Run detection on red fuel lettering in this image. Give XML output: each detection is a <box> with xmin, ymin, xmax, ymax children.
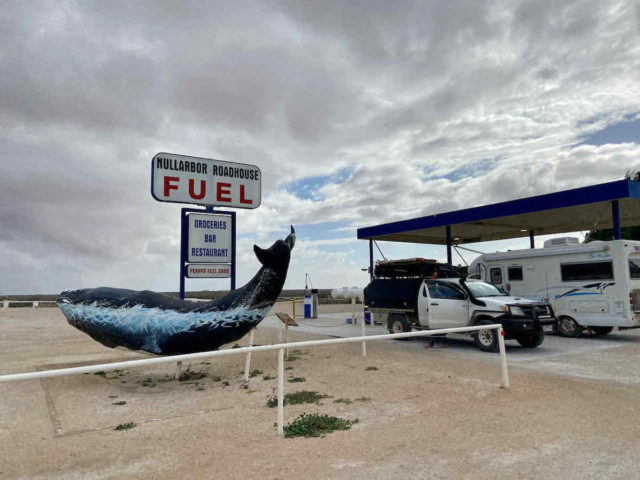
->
<box><xmin>216</xmin><ymin>182</ymin><xmax>231</xmax><ymax>202</ymax></box>
<box><xmin>240</xmin><ymin>184</ymin><xmax>252</xmax><ymax>204</ymax></box>
<box><xmin>189</xmin><ymin>179</ymin><xmax>206</xmax><ymax>200</ymax></box>
<box><xmin>163</xmin><ymin>176</ymin><xmax>179</xmax><ymax>197</ymax></box>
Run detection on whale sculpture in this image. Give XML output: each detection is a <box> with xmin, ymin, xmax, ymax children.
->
<box><xmin>57</xmin><ymin>226</ymin><xmax>295</xmax><ymax>355</ymax></box>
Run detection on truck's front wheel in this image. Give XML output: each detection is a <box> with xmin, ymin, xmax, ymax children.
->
<box><xmin>516</xmin><ymin>328</ymin><xmax>544</xmax><ymax>348</ymax></box>
<box><xmin>388</xmin><ymin>314</ymin><xmax>411</xmax><ymax>338</ymax></box>
<box><xmin>473</xmin><ymin>319</ymin><xmax>498</xmax><ymax>352</ymax></box>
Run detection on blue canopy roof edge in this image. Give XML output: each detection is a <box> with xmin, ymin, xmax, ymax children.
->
<box><xmin>357</xmin><ymin>179</ymin><xmax>640</xmax><ymax>241</ymax></box>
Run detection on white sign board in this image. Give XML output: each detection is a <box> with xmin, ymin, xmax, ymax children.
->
<box><xmin>188</xmin><ymin>213</ymin><xmax>232</xmax><ymax>263</ymax></box>
<box><xmin>186</xmin><ymin>264</ymin><xmax>231</xmax><ymax>278</ymax></box>
<box><xmin>152</xmin><ymin>152</ymin><xmax>261</xmax><ymax>209</ymax></box>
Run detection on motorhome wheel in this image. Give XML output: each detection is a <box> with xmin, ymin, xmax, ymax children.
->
<box><xmin>558</xmin><ymin>316</ymin><xmax>583</xmax><ymax>338</ymax></box>
<box><xmin>591</xmin><ymin>326</ymin><xmax>613</xmax><ymax>336</ymax></box>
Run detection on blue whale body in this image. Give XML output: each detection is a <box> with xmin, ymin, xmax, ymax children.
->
<box><xmin>57</xmin><ymin>226</ymin><xmax>295</xmax><ymax>355</ymax></box>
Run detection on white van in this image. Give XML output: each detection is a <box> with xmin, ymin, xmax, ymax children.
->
<box><xmin>468</xmin><ymin>238</ymin><xmax>640</xmax><ymax>337</ymax></box>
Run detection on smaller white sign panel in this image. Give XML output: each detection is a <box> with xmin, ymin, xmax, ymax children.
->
<box><xmin>186</xmin><ymin>264</ymin><xmax>231</xmax><ymax>278</ymax></box>
<box><xmin>188</xmin><ymin>213</ymin><xmax>232</xmax><ymax>263</ymax></box>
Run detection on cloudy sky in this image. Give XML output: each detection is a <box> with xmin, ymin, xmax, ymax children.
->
<box><xmin>1</xmin><ymin>1</ymin><xmax>640</xmax><ymax>295</ymax></box>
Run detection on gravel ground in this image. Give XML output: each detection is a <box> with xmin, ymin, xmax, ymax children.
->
<box><xmin>1</xmin><ymin>304</ymin><xmax>640</xmax><ymax>480</ymax></box>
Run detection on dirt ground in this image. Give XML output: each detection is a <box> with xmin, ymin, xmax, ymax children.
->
<box><xmin>2</xmin><ymin>304</ymin><xmax>640</xmax><ymax>480</ymax></box>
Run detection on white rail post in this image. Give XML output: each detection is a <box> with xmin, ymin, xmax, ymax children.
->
<box><xmin>243</xmin><ymin>328</ymin><xmax>256</xmax><ymax>383</ymax></box>
<box><xmin>284</xmin><ymin>322</ymin><xmax>289</xmax><ymax>360</ymax></box>
<box><xmin>361</xmin><ymin>304</ymin><xmax>367</xmax><ymax>357</ymax></box>
<box><xmin>277</xmin><ymin>348</ymin><xmax>285</xmax><ymax>436</ymax></box>
<box><xmin>174</xmin><ymin>360</ymin><xmax>183</xmax><ymax>380</ymax></box>
<box><xmin>497</xmin><ymin>326</ymin><xmax>509</xmax><ymax>389</ymax></box>
<box><xmin>351</xmin><ymin>297</ymin><xmax>356</xmax><ymax>324</ymax></box>
<box><xmin>33</xmin><ymin>301</ymin><xmax>39</xmax><ymax>308</ymax></box>
<box><xmin>3</xmin><ymin>300</ymin><xmax>9</xmax><ymax>309</ymax></box>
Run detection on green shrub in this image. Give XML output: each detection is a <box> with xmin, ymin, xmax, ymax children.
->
<box><xmin>284</xmin><ymin>413</ymin><xmax>356</xmax><ymax>438</ymax></box>
<box><xmin>114</xmin><ymin>422</ymin><xmax>136</xmax><ymax>431</ymax></box>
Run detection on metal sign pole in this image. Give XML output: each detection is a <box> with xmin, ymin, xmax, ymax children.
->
<box><xmin>230</xmin><ymin>210</ymin><xmax>236</xmax><ymax>290</ymax></box>
<box><xmin>180</xmin><ymin>208</ymin><xmax>188</xmax><ymax>300</ymax></box>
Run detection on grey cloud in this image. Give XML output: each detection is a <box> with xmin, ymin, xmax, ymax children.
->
<box><xmin>1</xmin><ymin>0</ymin><xmax>639</xmax><ymax>293</ymax></box>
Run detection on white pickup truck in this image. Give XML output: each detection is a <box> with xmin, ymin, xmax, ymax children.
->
<box><xmin>365</xmin><ymin>275</ymin><xmax>557</xmax><ymax>351</ymax></box>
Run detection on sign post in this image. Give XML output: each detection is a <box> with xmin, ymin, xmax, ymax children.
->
<box><xmin>152</xmin><ymin>152</ymin><xmax>259</xmax><ymax>298</ymax></box>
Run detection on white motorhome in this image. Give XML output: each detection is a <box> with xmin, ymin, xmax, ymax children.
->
<box><xmin>468</xmin><ymin>238</ymin><xmax>640</xmax><ymax>337</ymax></box>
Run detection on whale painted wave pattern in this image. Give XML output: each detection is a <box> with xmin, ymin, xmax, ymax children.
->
<box><xmin>59</xmin><ymin>302</ymin><xmax>269</xmax><ymax>354</ymax></box>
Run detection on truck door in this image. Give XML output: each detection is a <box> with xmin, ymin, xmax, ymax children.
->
<box><xmin>416</xmin><ymin>282</ymin><xmax>430</xmax><ymax>327</ymax></box>
<box><xmin>426</xmin><ymin>281</ymin><xmax>469</xmax><ymax>329</ymax></box>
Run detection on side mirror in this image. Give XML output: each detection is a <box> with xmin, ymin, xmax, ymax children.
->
<box><xmin>505</xmin><ymin>283</ymin><xmax>511</xmax><ymax>294</ymax></box>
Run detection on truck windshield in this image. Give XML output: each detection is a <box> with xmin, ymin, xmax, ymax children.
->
<box><xmin>465</xmin><ymin>281</ymin><xmax>506</xmax><ymax>297</ymax></box>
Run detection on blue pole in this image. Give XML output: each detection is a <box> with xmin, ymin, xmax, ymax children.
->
<box><xmin>612</xmin><ymin>200</ymin><xmax>621</xmax><ymax>240</ymax></box>
<box><xmin>369</xmin><ymin>239</ymin><xmax>374</xmax><ymax>280</ymax></box>
<box><xmin>230</xmin><ymin>211</ymin><xmax>236</xmax><ymax>290</ymax></box>
<box><xmin>446</xmin><ymin>226</ymin><xmax>452</xmax><ymax>265</ymax></box>
<box><xmin>180</xmin><ymin>208</ymin><xmax>188</xmax><ymax>300</ymax></box>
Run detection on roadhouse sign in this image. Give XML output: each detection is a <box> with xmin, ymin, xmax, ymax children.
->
<box><xmin>151</xmin><ymin>152</ymin><xmax>261</xmax><ymax>209</ymax></box>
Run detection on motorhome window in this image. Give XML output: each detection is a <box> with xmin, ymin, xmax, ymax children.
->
<box><xmin>465</xmin><ymin>281</ymin><xmax>506</xmax><ymax>297</ymax></box>
<box><xmin>629</xmin><ymin>259</ymin><xmax>640</xmax><ymax>279</ymax></box>
<box><xmin>428</xmin><ymin>282</ymin><xmax>466</xmax><ymax>300</ymax></box>
<box><xmin>489</xmin><ymin>267</ymin><xmax>503</xmax><ymax>285</ymax></box>
<box><xmin>560</xmin><ymin>261</ymin><xmax>614</xmax><ymax>281</ymax></box>
<box><xmin>508</xmin><ymin>266</ymin><xmax>523</xmax><ymax>281</ymax></box>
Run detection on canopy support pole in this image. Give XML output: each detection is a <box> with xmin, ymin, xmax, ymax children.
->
<box><xmin>612</xmin><ymin>200</ymin><xmax>621</xmax><ymax>240</ymax></box>
<box><xmin>529</xmin><ymin>230</ymin><xmax>535</xmax><ymax>249</ymax></box>
<box><xmin>369</xmin><ymin>239</ymin><xmax>374</xmax><ymax>280</ymax></box>
<box><xmin>446</xmin><ymin>226</ymin><xmax>452</xmax><ymax>265</ymax></box>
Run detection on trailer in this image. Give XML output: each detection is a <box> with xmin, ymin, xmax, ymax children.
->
<box><xmin>468</xmin><ymin>238</ymin><xmax>640</xmax><ymax>337</ymax></box>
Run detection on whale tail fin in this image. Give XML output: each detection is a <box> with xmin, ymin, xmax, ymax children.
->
<box><xmin>253</xmin><ymin>226</ymin><xmax>295</xmax><ymax>272</ymax></box>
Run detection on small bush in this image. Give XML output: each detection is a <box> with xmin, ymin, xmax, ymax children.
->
<box><xmin>355</xmin><ymin>397</ymin><xmax>371</xmax><ymax>402</ymax></box>
<box><xmin>285</xmin><ymin>366</ymin><xmax>294</xmax><ymax>371</ymax></box>
<box><xmin>263</xmin><ymin>374</ymin><xmax>274</xmax><ymax>380</ymax></box>
<box><xmin>112</xmin><ymin>401</ymin><xmax>127</xmax><ymax>406</ymax></box>
<box><xmin>284</xmin><ymin>413</ymin><xmax>356</xmax><ymax>438</ymax></box>
<box><xmin>249</xmin><ymin>369</ymin><xmax>263</xmax><ymax>378</ymax></box>
<box><xmin>179</xmin><ymin>368</ymin><xmax>207</xmax><ymax>381</ymax></box>
<box><xmin>288</xmin><ymin>377</ymin><xmax>306</xmax><ymax>383</ymax></box>
<box><xmin>267</xmin><ymin>390</ymin><xmax>329</xmax><ymax>408</ymax></box>
<box><xmin>140</xmin><ymin>377</ymin><xmax>157</xmax><ymax>387</ymax></box>
<box><xmin>334</xmin><ymin>398</ymin><xmax>352</xmax><ymax>405</ymax></box>
<box><xmin>114</xmin><ymin>422</ymin><xmax>136</xmax><ymax>431</ymax></box>
<box><xmin>365</xmin><ymin>366</ymin><xmax>378</xmax><ymax>371</ymax></box>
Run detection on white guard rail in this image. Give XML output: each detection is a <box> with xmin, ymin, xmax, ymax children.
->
<box><xmin>0</xmin><ymin>324</ymin><xmax>509</xmax><ymax>435</ymax></box>
<box><xmin>2</xmin><ymin>300</ymin><xmax>57</xmax><ymax>308</ymax></box>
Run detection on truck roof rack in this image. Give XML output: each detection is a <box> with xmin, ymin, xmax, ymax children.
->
<box><xmin>373</xmin><ymin>258</ymin><xmax>461</xmax><ymax>279</ymax></box>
